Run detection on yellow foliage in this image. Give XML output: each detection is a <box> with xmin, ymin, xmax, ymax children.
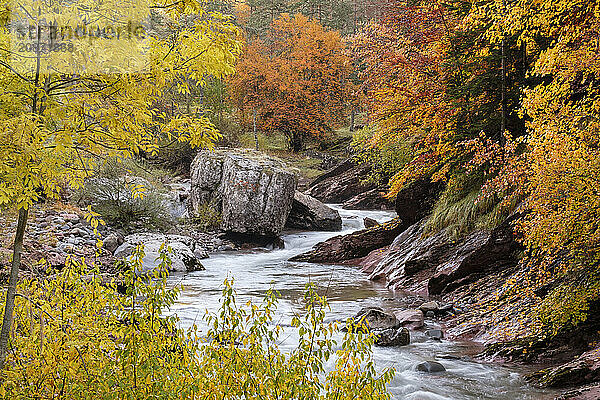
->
<box><xmin>0</xmin><ymin>249</ymin><xmax>394</xmax><ymax>399</ymax></box>
<box><xmin>0</xmin><ymin>0</ymin><xmax>243</xmax><ymax>210</ymax></box>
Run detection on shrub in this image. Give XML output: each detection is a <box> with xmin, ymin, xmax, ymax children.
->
<box><xmin>351</xmin><ymin>127</ymin><xmax>412</xmax><ymax>186</ymax></box>
<box><xmin>74</xmin><ymin>159</ymin><xmax>173</xmax><ymax>232</ymax></box>
<box><xmin>191</xmin><ymin>202</ymin><xmax>222</xmax><ymax>231</ymax></box>
<box><xmin>0</xmin><ymin>249</ymin><xmax>394</xmax><ymax>399</ymax></box>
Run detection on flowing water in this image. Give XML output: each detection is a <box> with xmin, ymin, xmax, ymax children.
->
<box><xmin>170</xmin><ymin>207</ymin><xmax>555</xmax><ymax>400</ymax></box>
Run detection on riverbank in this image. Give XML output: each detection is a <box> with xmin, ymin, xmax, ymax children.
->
<box><xmin>2</xmin><ymin>148</ymin><xmax>597</xmax><ymax>399</ymax></box>
<box><xmin>170</xmin><ymin>206</ymin><xmax>556</xmax><ymax>399</ymax></box>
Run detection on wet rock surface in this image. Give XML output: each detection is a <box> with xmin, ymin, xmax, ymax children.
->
<box><xmin>348</xmin><ymin>307</ymin><xmax>401</xmax><ymax>331</ymax></box>
<box><xmin>394</xmin><ymin>309</ymin><xmax>425</xmax><ymax>329</ymax></box>
<box><xmin>375</xmin><ymin>327</ymin><xmax>410</xmax><ymax>347</ymax></box>
<box><xmin>416</xmin><ymin>361</ymin><xmax>446</xmax><ymax>373</ymax></box>
<box><xmin>290</xmin><ymin>218</ymin><xmax>406</xmax><ymax>263</ymax></box>
<box><xmin>344</xmin><ymin>307</ymin><xmax>410</xmax><ymax>347</ymax></box>
<box><xmin>366</xmin><ymin>214</ymin><xmax>521</xmax><ymax>296</ymax></box>
<box><xmin>341</xmin><ymin>187</ymin><xmax>394</xmax><ymax>210</ymax></box>
<box><xmin>285</xmin><ymin>191</ymin><xmax>342</xmax><ymax>231</ymax></box>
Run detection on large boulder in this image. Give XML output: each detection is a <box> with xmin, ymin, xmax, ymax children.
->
<box><xmin>285</xmin><ymin>191</ymin><xmax>342</xmax><ymax>231</ymax></box>
<box><xmin>306</xmin><ymin>161</ymin><xmax>375</xmax><ymax>204</ymax></box>
<box><xmin>189</xmin><ymin>150</ymin><xmax>297</xmax><ymax>238</ymax></box>
<box><xmin>289</xmin><ymin>218</ymin><xmax>406</xmax><ymax>263</ymax></box>
<box><xmin>114</xmin><ymin>233</ymin><xmax>205</xmax><ymax>274</ymax></box>
<box><xmin>394</xmin><ymin>178</ymin><xmax>445</xmax><ymax>226</ymax></box>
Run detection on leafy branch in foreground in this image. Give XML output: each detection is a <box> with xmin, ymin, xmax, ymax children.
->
<box><xmin>0</xmin><ymin>247</ymin><xmax>394</xmax><ymax>399</ymax></box>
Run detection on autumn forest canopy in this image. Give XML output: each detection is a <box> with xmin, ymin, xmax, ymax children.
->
<box><xmin>230</xmin><ymin>0</ymin><xmax>600</xmax><ymax>339</ymax></box>
<box><xmin>0</xmin><ymin>0</ymin><xmax>599</xmax><ymax>397</ymax></box>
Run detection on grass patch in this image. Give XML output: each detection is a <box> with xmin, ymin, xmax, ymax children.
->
<box><xmin>424</xmin><ymin>177</ymin><xmax>522</xmax><ymax>239</ymax></box>
<box><xmin>238</xmin><ymin>131</ymin><xmax>289</xmax><ymax>152</ymax></box>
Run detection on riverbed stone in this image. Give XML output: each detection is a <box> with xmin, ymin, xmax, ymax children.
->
<box><xmin>114</xmin><ymin>233</ymin><xmax>205</xmax><ymax>273</ymax></box>
<box><xmin>425</xmin><ymin>329</ymin><xmax>444</xmax><ymax>341</ymax></box>
<box><xmin>394</xmin><ymin>309</ymin><xmax>425</xmax><ymax>329</ymax></box>
<box><xmin>346</xmin><ymin>307</ymin><xmax>400</xmax><ymax>332</ymax></box>
<box><xmin>416</xmin><ymin>361</ymin><xmax>446</xmax><ymax>373</ymax></box>
<box><xmin>375</xmin><ymin>327</ymin><xmax>410</xmax><ymax>347</ymax></box>
<box><xmin>285</xmin><ymin>191</ymin><xmax>342</xmax><ymax>231</ymax></box>
<box><xmin>103</xmin><ymin>232</ymin><xmax>124</xmax><ymax>254</ymax></box>
<box><xmin>363</xmin><ymin>217</ymin><xmax>379</xmax><ymax>229</ymax></box>
<box><xmin>420</xmin><ymin>301</ymin><xmax>439</xmax><ymax>314</ymax></box>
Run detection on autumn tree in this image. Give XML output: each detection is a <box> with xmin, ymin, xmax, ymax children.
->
<box><xmin>503</xmin><ymin>0</ymin><xmax>600</xmax><ymax>334</ymax></box>
<box><xmin>354</xmin><ymin>0</ymin><xmax>600</xmax><ymax>339</ymax></box>
<box><xmin>230</xmin><ymin>13</ymin><xmax>349</xmax><ymax>151</ymax></box>
<box><xmin>0</xmin><ymin>0</ymin><xmax>241</xmax><ymax>368</ymax></box>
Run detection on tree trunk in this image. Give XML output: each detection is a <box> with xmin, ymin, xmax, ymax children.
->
<box><xmin>0</xmin><ymin>207</ymin><xmax>29</xmax><ymax>370</ymax></box>
<box><xmin>290</xmin><ymin>132</ymin><xmax>303</xmax><ymax>152</ymax></box>
<box><xmin>500</xmin><ymin>0</ymin><xmax>507</xmax><ymax>143</ymax></box>
<box><xmin>350</xmin><ymin>108</ymin><xmax>356</xmax><ymax>132</ymax></box>
<box><xmin>253</xmin><ymin>108</ymin><xmax>259</xmax><ymax>151</ymax></box>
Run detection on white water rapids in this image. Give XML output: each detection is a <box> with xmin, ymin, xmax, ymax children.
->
<box><xmin>169</xmin><ymin>206</ymin><xmax>555</xmax><ymax>399</ymax></box>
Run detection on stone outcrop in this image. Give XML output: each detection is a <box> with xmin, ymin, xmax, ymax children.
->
<box><xmin>306</xmin><ymin>161</ymin><xmax>375</xmax><ymax>204</ymax></box>
<box><xmin>162</xmin><ymin>180</ymin><xmax>191</xmax><ymax>220</ymax></box>
<box><xmin>366</xmin><ymin>215</ymin><xmax>521</xmax><ymax>296</ymax></box>
<box><xmin>394</xmin><ymin>178</ymin><xmax>445</xmax><ymax>227</ymax></box>
<box><xmin>289</xmin><ymin>218</ymin><xmax>406</xmax><ymax>263</ymax></box>
<box><xmin>114</xmin><ymin>233</ymin><xmax>205</xmax><ymax>274</ymax></box>
<box><xmin>285</xmin><ymin>191</ymin><xmax>342</xmax><ymax>231</ymax></box>
<box><xmin>341</xmin><ymin>187</ymin><xmax>394</xmax><ymax>210</ymax></box>
<box><xmin>528</xmin><ymin>348</ymin><xmax>600</xmax><ymax>388</ymax></box>
<box><xmin>189</xmin><ymin>149</ymin><xmax>297</xmax><ymax>238</ymax></box>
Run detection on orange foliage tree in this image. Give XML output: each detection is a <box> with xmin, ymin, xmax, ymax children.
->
<box><xmin>356</xmin><ymin>0</ymin><xmax>600</xmax><ymax>337</ymax></box>
<box><xmin>230</xmin><ymin>13</ymin><xmax>350</xmax><ymax>151</ymax></box>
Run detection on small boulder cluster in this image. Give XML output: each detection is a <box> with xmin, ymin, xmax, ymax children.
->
<box><xmin>344</xmin><ymin>300</ymin><xmax>455</xmax><ymax>373</ymax></box>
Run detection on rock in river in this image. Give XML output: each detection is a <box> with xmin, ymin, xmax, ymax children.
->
<box><xmin>375</xmin><ymin>327</ymin><xmax>410</xmax><ymax>347</ymax></box>
<box><xmin>189</xmin><ymin>149</ymin><xmax>297</xmax><ymax>238</ymax></box>
<box><xmin>417</xmin><ymin>361</ymin><xmax>446</xmax><ymax>373</ymax></box>
<box><xmin>394</xmin><ymin>309</ymin><xmax>425</xmax><ymax>329</ymax></box>
<box><xmin>114</xmin><ymin>233</ymin><xmax>205</xmax><ymax>274</ymax></box>
<box><xmin>348</xmin><ymin>307</ymin><xmax>401</xmax><ymax>332</ymax></box>
<box><xmin>285</xmin><ymin>191</ymin><xmax>342</xmax><ymax>231</ymax></box>
<box><xmin>290</xmin><ymin>218</ymin><xmax>406</xmax><ymax>263</ymax></box>
<box><xmin>345</xmin><ymin>307</ymin><xmax>410</xmax><ymax>347</ymax></box>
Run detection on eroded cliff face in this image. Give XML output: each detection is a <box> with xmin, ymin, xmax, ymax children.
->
<box><xmin>365</xmin><ymin>214</ymin><xmax>521</xmax><ymax>297</ymax></box>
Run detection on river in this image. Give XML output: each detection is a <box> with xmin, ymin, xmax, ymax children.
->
<box><xmin>170</xmin><ymin>206</ymin><xmax>555</xmax><ymax>400</ymax></box>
